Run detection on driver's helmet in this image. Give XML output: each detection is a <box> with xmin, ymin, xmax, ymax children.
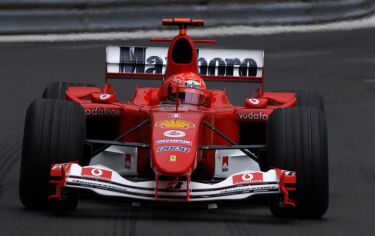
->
<box><xmin>164</xmin><ymin>72</ymin><xmax>207</xmax><ymax>105</ymax></box>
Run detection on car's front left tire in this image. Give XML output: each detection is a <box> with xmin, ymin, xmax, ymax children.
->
<box><xmin>19</xmin><ymin>99</ymin><xmax>85</xmax><ymax>210</ymax></box>
<box><xmin>267</xmin><ymin>107</ymin><xmax>329</xmax><ymax>218</ymax></box>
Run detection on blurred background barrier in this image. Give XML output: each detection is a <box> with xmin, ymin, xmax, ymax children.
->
<box><xmin>0</xmin><ymin>0</ymin><xmax>374</xmax><ymax>34</ymax></box>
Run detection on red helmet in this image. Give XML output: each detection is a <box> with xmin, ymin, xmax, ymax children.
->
<box><xmin>159</xmin><ymin>72</ymin><xmax>207</xmax><ymax>105</ymax></box>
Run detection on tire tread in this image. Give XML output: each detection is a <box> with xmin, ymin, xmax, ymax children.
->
<box><xmin>268</xmin><ymin>107</ymin><xmax>328</xmax><ymax>218</ymax></box>
<box><xmin>19</xmin><ymin>99</ymin><xmax>85</xmax><ymax>210</ymax></box>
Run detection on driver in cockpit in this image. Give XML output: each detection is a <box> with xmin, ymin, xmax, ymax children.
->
<box><xmin>159</xmin><ymin>72</ymin><xmax>208</xmax><ymax>106</ymax></box>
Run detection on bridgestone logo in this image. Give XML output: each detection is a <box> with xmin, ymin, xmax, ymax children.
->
<box><xmin>238</xmin><ymin>112</ymin><xmax>268</xmax><ymax>120</ymax></box>
<box><xmin>85</xmin><ymin>108</ymin><xmax>120</xmax><ymax>116</ymax></box>
<box><xmin>221</xmin><ymin>185</ymin><xmax>278</xmax><ymax>194</ymax></box>
<box><xmin>71</xmin><ymin>179</ymin><xmax>126</xmax><ymax>192</ymax></box>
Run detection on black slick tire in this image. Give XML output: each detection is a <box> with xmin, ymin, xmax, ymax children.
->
<box><xmin>267</xmin><ymin>107</ymin><xmax>328</xmax><ymax>218</ymax></box>
<box><xmin>42</xmin><ymin>81</ymin><xmax>96</xmax><ymax>99</ymax></box>
<box><xmin>19</xmin><ymin>99</ymin><xmax>85</xmax><ymax>210</ymax></box>
<box><xmin>276</xmin><ymin>89</ymin><xmax>325</xmax><ymax>112</ymax></box>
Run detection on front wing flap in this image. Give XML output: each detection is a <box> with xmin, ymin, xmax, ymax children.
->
<box><xmin>50</xmin><ymin>163</ymin><xmax>290</xmax><ymax>202</ymax></box>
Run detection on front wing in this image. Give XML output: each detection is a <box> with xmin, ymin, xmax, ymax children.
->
<box><xmin>50</xmin><ymin>163</ymin><xmax>295</xmax><ymax>203</ymax></box>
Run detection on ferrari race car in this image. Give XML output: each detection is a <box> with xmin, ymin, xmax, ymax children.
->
<box><xmin>19</xmin><ymin>18</ymin><xmax>328</xmax><ymax>218</ymax></box>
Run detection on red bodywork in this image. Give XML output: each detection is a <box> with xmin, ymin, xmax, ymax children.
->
<box><xmin>63</xmin><ymin>18</ymin><xmax>296</xmax><ymax>198</ymax></box>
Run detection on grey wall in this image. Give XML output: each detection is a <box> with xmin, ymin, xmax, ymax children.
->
<box><xmin>0</xmin><ymin>0</ymin><xmax>374</xmax><ymax>34</ymax></box>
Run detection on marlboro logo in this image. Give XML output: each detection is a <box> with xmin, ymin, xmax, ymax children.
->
<box><xmin>110</xmin><ymin>47</ymin><xmax>260</xmax><ymax>77</ymax></box>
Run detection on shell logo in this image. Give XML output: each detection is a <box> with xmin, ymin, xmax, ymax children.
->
<box><xmin>155</xmin><ymin>120</ymin><xmax>195</xmax><ymax>129</ymax></box>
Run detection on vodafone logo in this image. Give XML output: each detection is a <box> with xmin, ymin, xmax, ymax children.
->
<box><xmin>232</xmin><ymin>172</ymin><xmax>263</xmax><ymax>184</ymax></box>
<box><xmin>99</xmin><ymin>94</ymin><xmax>111</xmax><ymax>100</ymax></box>
<box><xmin>238</xmin><ymin>112</ymin><xmax>268</xmax><ymax>120</ymax></box>
<box><xmin>82</xmin><ymin>167</ymin><xmax>112</xmax><ymax>180</ymax></box>
<box><xmin>85</xmin><ymin>108</ymin><xmax>120</xmax><ymax>116</ymax></box>
<box><xmin>248</xmin><ymin>98</ymin><xmax>259</xmax><ymax>105</ymax></box>
<box><xmin>90</xmin><ymin>168</ymin><xmax>103</xmax><ymax>176</ymax></box>
<box><xmin>163</xmin><ymin>130</ymin><xmax>186</xmax><ymax>138</ymax></box>
<box><xmin>241</xmin><ymin>173</ymin><xmax>254</xmax><ymax>181</ymax></box>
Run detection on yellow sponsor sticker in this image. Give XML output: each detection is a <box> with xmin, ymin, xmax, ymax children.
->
<box><xmin>155</xmin><ymin>120</ymin><xmax>195</xmax><ymax>129</ymax></box>
<box><xmin>170</xmin><ymin>155</ymin><xmax>177</xmax><ymax>162</ymax></box>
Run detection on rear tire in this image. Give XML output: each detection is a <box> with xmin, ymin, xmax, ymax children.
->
<box><xmin>19</xmin><ymin>99</ymin><xmax>85</xmax><ymax>210</ymax></box>
<box><xmin>42</xmin><ymin>81</ymin><xmax>96</xmax><ymax>99</ymax></box>
<box><xmin>267</xmin><ymin>107</ymin><xmax>328</xmax><ymax>218</ymax></box>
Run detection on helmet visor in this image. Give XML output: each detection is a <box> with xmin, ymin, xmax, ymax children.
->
<box><xmin>170</xmin><ymin>87</ymin><xmax>206</xmax><ymax>105</ymax></box>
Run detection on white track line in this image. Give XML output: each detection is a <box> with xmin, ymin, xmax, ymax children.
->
<box><xmin>0</xmin><ymin>14</ymin><xmax>375</xmax><ymax>43</ymax></box>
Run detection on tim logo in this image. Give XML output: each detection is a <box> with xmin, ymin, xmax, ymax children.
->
<box><xmin>222</xmin><ymin>156</ymin><xmax>229</xmax><ymax>172</ymax></box>
<box><xmin>125</xmin><ymin>153</ymin><xmax>131</xmax><ymax>169</ymax></box>
<box><xmin>118</xmin><ymin>47</ymin><xmax>258</xmax><ymax>77</ymax></box>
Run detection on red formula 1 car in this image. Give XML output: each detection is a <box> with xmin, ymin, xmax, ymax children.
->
<box><xmin>19</xmin><ymin>18</ymin><xmax>328</xmax><ymax>218</ymax></box>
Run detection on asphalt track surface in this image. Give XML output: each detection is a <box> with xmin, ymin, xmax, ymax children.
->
<box><xmin>1</xmin><ymin>28</ymin><xmax>375</xmax><ymax>236</ymax></box>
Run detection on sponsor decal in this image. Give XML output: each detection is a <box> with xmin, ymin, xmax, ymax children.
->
<box><xmin>156</xmin><ymin>139</ymin><xmax>192</xmax><ymax>146</ymax></box>
<box><xmin>169</xmin><ymin>113</ymin><xmax>183</xmax><ymax>119</ymax></box>
<box><xmin>71</xmin><ymin>179</ymin><xmax>126</xmax><ymax>192</ymax></box>
<box><xmin>238</xmin><ymin>112</ymin><xmax>268</xmax><ymax>120</ymax></box>
<box><xmin>155</xmin><ymin>120</ymin><xmax>194</xmax><ymax>129</ymax></box>
<box><xmin>232</xmin><ymin>172</ymin><xmax>264</xmax><ymax>185</ymax></box>
<box><xmin>284</xmin><ymin>171</ymin><xmax>295</xmax><ymax>176</ymax></box>
<box><xmin>221</xmin><ymin>185</ymin><xmax>278</xmax><ymax>194</ymax></box>
<box><xmin>169</xmin><ymin>155</ymin><xmax>177</xmax><ymax>162</ymax></box>
<box><xmin>163</xmin><ymin>130</ymin><xmax>186</xmax><ymax>138</ymax></box>
<box><xmin>166</xmin><ymin>181</ymin><xmax>183</xmax><ymax>190</ymax></box>
<box><xmin>125</xmin><ymin>153</ymin><xmax>131</xmax><ymax>169</ymax></box>
<box><xmin>51</xmin><ymin>163</ymin><xmax>71</xmax><ymax>170</ymax></box>
<box><xmin>222</xmin><ymin>156</ymin><xmax>229</xmax><ymax>172</ymax></box>
<box><xmin>82</xmin><ymin>167</ymin><xmax>112</xmax><ymax>181</ymax></box>
<box><xmin>99</xmin><ymin>94</ymin><xmax>111</xmax><ymax>100</ymax></box>
<box><xmin>116</xmin><ymin>47</ymin><xmax>259</xmax><ymax>77</ymax></box>
<box><xmin>85</xmin><ymin>108</ymin><xmax>120</xmax><ymax>116</ymax></box>
<box><xmin>172</xmin><ymin>77</ymin><xmax>183</xmax><ymax>85</ymax></box>
<box><xmin>184</xmin><ymin>80</ymin><xmax>201</xmax><ymax>89</ymax></box>
<box><xmin>159</xmin><ymin>106</ymin><xmax>189</xmax><ymax>111</ymax></box>
<box><xmin>157</xmin><ymin>146</ymin><xmax>190</xmax><ymax>153</ymax></box>
<box><xmin>248</xmin><ymin>98</ymin><xmax>259</xmax><ymax>105</ymax></box>
<box><xmin>71</xmin><ymin>179</ymin><xmax>276</xmax><ymax>198</ymax></box>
